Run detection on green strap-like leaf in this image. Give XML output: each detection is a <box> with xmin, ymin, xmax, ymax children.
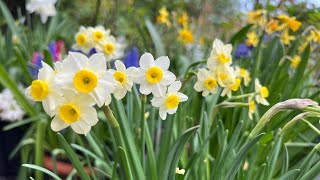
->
<box><xmin>278</xmin><ymin>169</ymin><xmax>300</xmax><ymax>180</ymax></box>
<box><xmin>162</xmin><ymin>125</ymin><xmax>200</xmax><ymax>180</ymax></box>
<box><xmin>57</xmin><ymin>133</ymin><xmax>91</xmax><ymax>180</ymax></box>
<box><xmin>225</xmin><ymin>133</ymin><xmax>265</xmax><ymax>180</ymax></box>
<box><xmin>145</xmin><ymin>19</ymin><xmax>166</xmax><ymax>57</ymax></box>
<box><xmin>22</xmin><ymin>164</ymin><xmax>62</xmax><ymax>180</ymax></box>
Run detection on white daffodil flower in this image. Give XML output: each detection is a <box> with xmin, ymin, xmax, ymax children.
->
<box><xmin>108</xmin><ymin>60</ymin><xmax>136</xmax><ymax>100</ymax></box>
<box><xmin>88</xmin><ymin>26</ymin><xmax>110</xmax><ymax>44</ymax></box>
<box><xmin>25</xmin><ymin>61</ymin><xmax>62</xmax><ymax>117</ymax></box>
<box><xmin>207</xmin><ymin>38</ymin><xmax>232</xmax><ymax>69</ymax></box>
<box><xmin>221</xmin><ymin>77</ymin><xmax>241</xmax><ymax>98</ymax></box>
<box><xmin>26</xmin><ymin>0</ymin><xmax>57</xmax><ymax>23</ymax></box>
<box><xmin>56</xmin><ymin>52</ymin><xmax>116</xmax><ymax>107</ymax></box>
<box><xmin>72</xmin><ymin>26</ymin><xmax>93</xmax><ymax>54</ymax></box>
<box><xmin>194</xmin><ymin>68</ymin><xmax>219</xmax><ymax>97</ymax></box>
<box><xmin>235</xmin><ymin>66</ymin><xmax>251</xmax><ymax>86</ymax></box>
<box><xmin>50</xmin><ymin>89</ymin><xmax>98</xmax><ymax>135</ymax></box>
<box><xmin>255</xmin><ymin>78</ymin><xmax>269</xmax><ymax>106</ymax></box>
<box><xmin>134</xmin><ymin>53</ymin><xmax>176</xmax><ymax>96</ymax></box>
<box><xmin>96</xmin><ymin>35</ymin><xmax>124</xmax><ymax>62</ymax></box>
<box><xmin>151</xmin><ymin>81</ymin><xmax>188</xmax><ymax>120</ymax></box>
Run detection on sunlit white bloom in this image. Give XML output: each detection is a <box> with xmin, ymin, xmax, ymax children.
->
<box><xmin>194</xmin><ymin>68</ymin><xmax>219</xmax><ymax>97</ymax></box>
<box><xmin>56</xmin><ymin>52</ymin><xmax>115</xmax><ymax>107</ymax></box>
<box><xmin>134</xmin><ymin>53</ymin><xmax>176</xmax><ymax>96</ymax></box>
<box><xmin>73</xmin><ymin>26</ymin><xmax>93</xmax><ymax>54</ymax></box>
<box><xmin>235</xmin><ymin>67</ymin><xmax>251</xmax><ymax>86</ymax></box>
<box><xmin>25</xmin><ymin>61</ymin><xmax>62</xmax><ymax>117</ymax></box>
<box><xmin>88</xmin><ymin>26</ymin><xmax>110</xmax><ymax>44</ymax></box>
<box><xmin>255</xmin><ymin>78</ymin><xmax>269</xmax><ymax>106</ymax></box>
<box><xmin>207</xmin><ymin>38</ymin><xmax>232</xmax><ymax>69</ymax></box>
<box><xmin>50</xmin><ymin>90</ymin><xmax>98</xmax><ymax>135</ymax></box>
<box><xmin>26</xmin><ymin>0</ymin><xmax>57</xmax><ymax>23</ymax></box>
<box><xmin>216</xmin><ymin>66</ymin><xmax>236</xmax><ymax>87</ymax></box>
<box><xmin>108</xmin><ymin>60</ymin><xmax>136</xmax><ymax>100</ymax></box>
<box><xmin>151</xmin><ymin>81</ymin><xmax>188</xmax><ymax>120</ymax></box>
<box><xmin>96</xmin><ymin>35</ymin><xmax>124</xmax><ymax>62</ymax></box>
<box><xmin>176</xmin><ymin>167</ymin><xmax>186</xmax><ymax>175</ymax></box>
<box><xmin>0</xmin><ymin>89</ymin><xmax>25</xmax><ymax>122</ymax></box>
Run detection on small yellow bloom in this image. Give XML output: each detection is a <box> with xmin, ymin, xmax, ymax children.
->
<box><xmin>176</xmin><ymin>168</ymin><xmax>185</xmax><ymax>175</ymax></box>
<box><xmin>281</xmin><ymin>29</ymin><xmax>295</xmax><ymax>45</ymax></box>
<box><xmin>248</xmin><ymin>100</ymin><xmax>255</xmax><ymax>120</ymax></box>
<box><xmin>156</xmin><ymin>7</ymin><xmax>170</xmax><ymax>26</ymax></box>
<box><xmin>290</xmin><ymin>55</ymin><xmax>301</xmax><ymax>69</ymax></box>
<box><xmin>246</xmin><ymin>31</ymin><xmax>259</xmax><ymax>47</ymax></box>
<box><xmin>178</xmin><ymin>28</ymin><xmax>194</xmax><ymax>44</ymax></box>
<box><xmin>247</xmin><ymin>10</ymin><xmax>266</xmax><ymax>26</ymax></box>
<box><xmin>265</xmin><ymin>19</ymin><xmax>282</xmax><ymax>34</ymax></box>
<box><xmin>236</xmin><ymin>67</ymin><xmax>251</xmax><ymax>86</ymax></box>
<box><xmin>277</xmin><ymin>15</ymin><xmax>301</xmax><ymax>32</ymax></box>
<box><xmin>177</xmin><ymin>12</ymin><xmax>188</xmax><ymax>27</ymax></box>
<box><xmin>231</xmin><ymin>78</ymin><xmax>241</xmax><ymax>92</ymax></box>
<box><xmin>298</xmin><ymin>41</ymin><xmax>314</xmax><ymax>53</ymax></box>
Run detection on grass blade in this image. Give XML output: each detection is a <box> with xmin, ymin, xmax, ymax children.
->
<box><xmin>22</xmin><ymin>164</ymin><xmax>62</xmax><ymax>180</ymax></box>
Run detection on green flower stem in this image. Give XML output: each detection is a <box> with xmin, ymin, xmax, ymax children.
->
<box><xmin>102</xmin><ymin>106</ymin><xmax>123</xmax><ymax>148</ymax></box>
<box><xmin>301</xmin><ymin>118</ymin><xmax>320</xmax><ymax>135</ymax></box>
<box><xmin>225</xmin><ymin>92</ymin><xmax>257</xmax><ymax>101</ymax></box>
<box><xmin>140</xmin><ymin>94</ymin><xmax>147</xmax><ymax>170</ymax></box>
<box><xmin>303</xmin><ymin>106</ymin><xmax>320</xmax><ymax>114</ymax></box>
<box><xmin>35</xmin><ymin>119</ymin><xmax>46</xmax><ymax>180</ymax></box>
<box><xmin>210</xmin><ymin>102</ymin><xmax>249</xmax><ymax>126</ymax></box>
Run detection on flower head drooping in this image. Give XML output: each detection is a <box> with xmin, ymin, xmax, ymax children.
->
<box><xmin>178</xmin><ymin>27</ymin><xmax>194</xmax><ymax>44</ymax></box>
<box><xmin>134</xmin><ymin>53</ymin><xmax>176</xmax><ymax>96</ymax></box>
<box><xmin>255</xmin><ymin>78</ymin><xmax>269</xmax><ymax>106</ymax></box>
<box><xmin>208</xmin><ymin>39</ymin><xmax>232</xmax><ymax>69</ymax></box>
<box><xmin>281</xmin><ymin>29</ymin><xmax>295</xmax><ymax>45</ymax></box>
<box><xmin>25</xmin><ymin>61</ymin><xmax>62</xmax><ymax>117</ymax></box>
<box><xmin>26</xmin><ymin>0</ymin><xmax>57</xmax><ymax>23</ymax></box>
<box><xmin>0</xmin><ymin>88</ymin><xmax>25</xmax><ymax>122</ymax></box>
<box><xmin>247</xmin><ymin>10</ymin><xmax>266</xmax><ymax>26</ymax></box>
<box><xmin>235</xmin><ymin>67</ymin><xmax>251</xmax><ymax>86</ymax></box>
<box><xmin>194</xmin><ymin>68</ymin><xmax>218</xmax><ymax>97</ymax></box>
<box><xmin>109</xmin><ymin>60</ymin><xmax>137</xmax><ymax>100</ymax></box>
<box><xmin>151</xmin><ymin>81</ymin><xmax>188</xmax><ymax>120</ymax></box>
<box><xmin>56</xmin><ymin>52</ymin><xmax>116</xmax><ymax>107</ymax></box>
<box><xmin>73</xmin><ymin>26</ymin><xmax>93</xmax><ymax>54</ymax></box>
<box><xmin>50</xmin><ymin>89</ymin><xmax>98</xmax><ymax>135</ymax></box>
<box><xmin>246</xmin><ymin>31</ymin><xmax>259</xmax><ymax>47</ymax></box>
<box><xmin>248</xmin><ymin>97</ymin><xmax>255</xmax><ymax>120</ymax></box>
<box><xmin>290</xmin><ymin>55</ymin><xmax>301</xmax><ymax>69</ymax></box>
<box><xmin>157</xmin><ymin>7</ymin><xmax>170</xmax><ymax>26</ymax></box>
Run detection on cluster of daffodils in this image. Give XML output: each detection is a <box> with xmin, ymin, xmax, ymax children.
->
<box><xmin>194</xmin><ymin>39</ymin><xmax>269</xmax><ymax>119</ymax></box>
<box><xmin>25</xmin><ymin>50</ymin><xmax>187</xmax><ymax>134</ymax></box>
<box><xmin>156</xmin><ymin>7</ymin><xmax>194</xmax><ymax>45</ymax></box>
<box><xmin>73</xmin><ymin>26</ymin><xmax>124</xmax><ymax>62</ymax></box>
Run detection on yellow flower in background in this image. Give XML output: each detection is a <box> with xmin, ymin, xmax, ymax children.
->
<box><xmin>281</xmin><ymin>29</ymin><xmax>295</xmax><ymax>45</ymax></box>
<box><xmin>247</xmin><ymin>9</ymin><xmax>266</xmax><ymax>26</ymax></box>
<box><xmin>246</xmin><ymin>31</ymin><xmax>259</xmax><ymax>47</ymax></box>
<box><xmin>248</xmin><ymin>98</ymin><xmax>255</xmax><ymax>120</ymax></box>
<box><xmin>178</xmin><ymin>28</ymin><xmax>194</xmax><ymax>44</ymax></box>
<box><xmin>254</xmin><ymin>79</ymin><xmax>269</xmax><ymax>106</ymax></box>
<box><xmin>290</xmin><ymin>55</ymin><xmax>301</xmax><ymax>69</ymax></box>
<box><xmin>277</xmin><ymin>15</ymin><xmax>301</xmax><ymax>32</ymax></box>
<box><xmin>177</xmin><ymin>12</ymin><xmax>188</xmax><ymax>27</ymax></box>
<box><xmin>73</xmin><ymin>26</ymin><xmax>93</xmax><ymax>54</ymax></box>
<box><xmin>157</xmin><ymin>7</ymin><xmax>170</xmax><ymax>26</ymax></box>
<box><xmin>298</xmin><ymin>41</ymin><xmax>314</xmax><ymax>53</ymax></box>
<box><xmin>265</xmin><ymin>19</ymin><xmax>283</xmax><ymax>34</ymax></box>
<box><xmin>307</xmin><ymin>29</ymin><xmax>320</xmax><ymax>43</ymax></box>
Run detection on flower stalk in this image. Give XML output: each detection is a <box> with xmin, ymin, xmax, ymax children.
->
<box><xmin>140</xmin><ymin>94</ymin><xmax>147</xmax><ymax>170</ymax></box>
